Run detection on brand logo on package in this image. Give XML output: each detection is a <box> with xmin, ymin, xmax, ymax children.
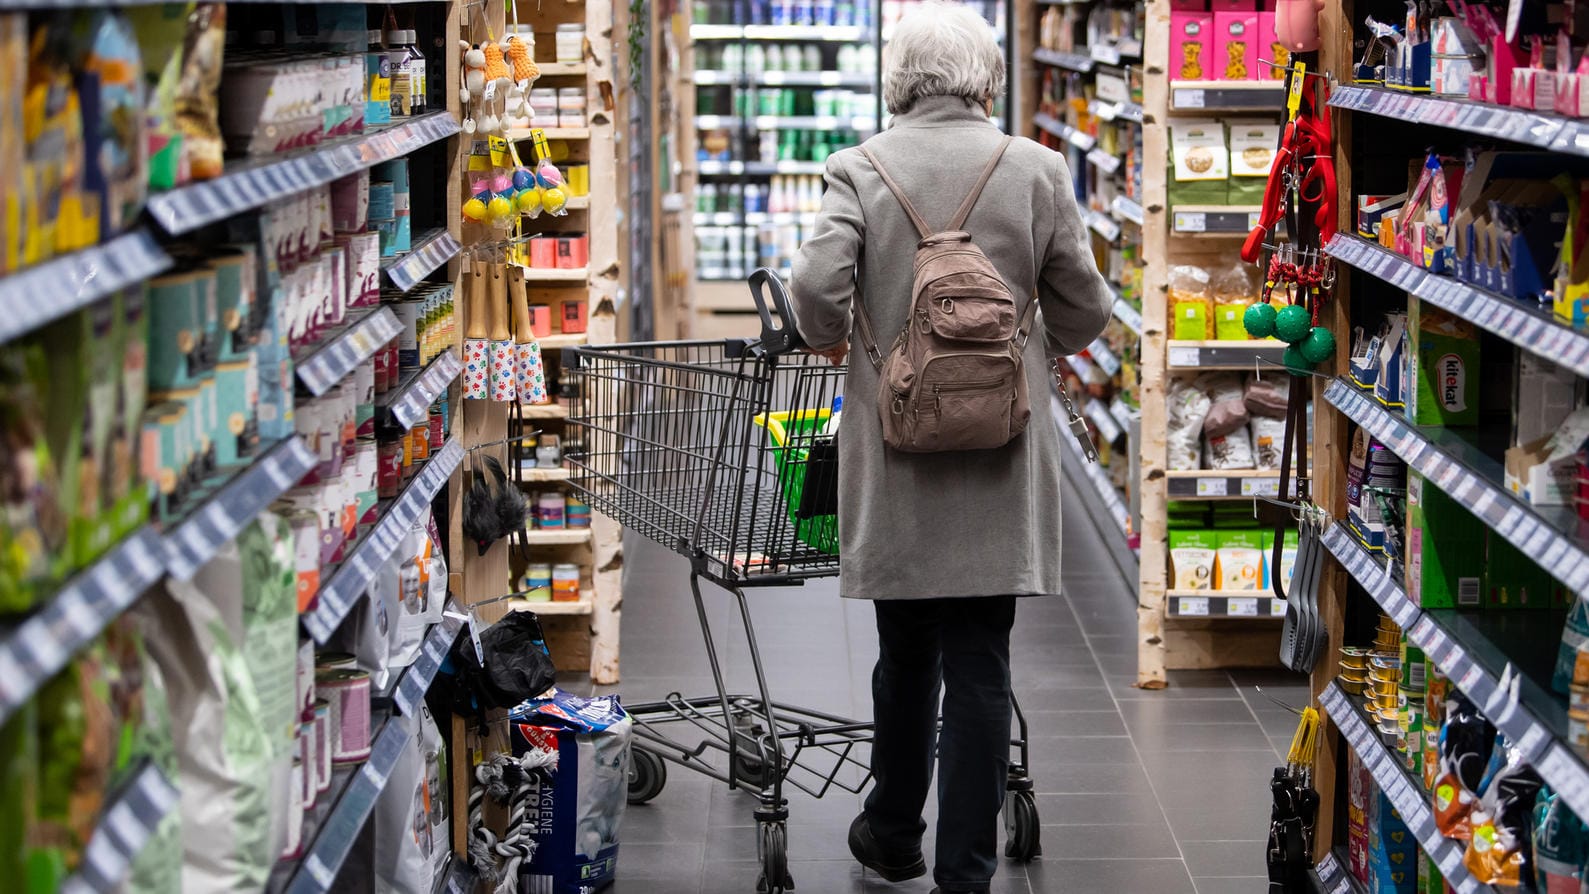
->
<box><xmin>1438</xmin><ymin>353</ymin><xmax>1466</xmax><ymax>411</ymax></box>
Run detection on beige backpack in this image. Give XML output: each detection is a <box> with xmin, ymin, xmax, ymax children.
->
<box><xmin>854</xmin><ymin>136</ymin><xmax>1037</xmax><ymax>453</ymax></box>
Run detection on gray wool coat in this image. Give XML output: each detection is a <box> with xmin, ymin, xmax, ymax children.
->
<box><xmin>790</xmin><ymin>94</ymin><xmax>1114</xmax><ymax>601</ymax></box>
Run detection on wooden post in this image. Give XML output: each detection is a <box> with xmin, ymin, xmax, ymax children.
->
<box><xmin>1136</xmin><ymin>0</ymin><xmax>1171</xmax><ymax>689</ymax></box>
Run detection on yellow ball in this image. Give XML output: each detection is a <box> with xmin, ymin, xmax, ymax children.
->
<box><xmin>462</xmin><ymin>197</ymin><xmax>488</xmax><ymax>221</ymax></box>
<box><xmin>487</xmin><ymin>195</ymin><xmax>514</xmax><ymax>220</ymax></box>
<box><xmin>517</xmin><ymin>187</ymin><xmax>543</xmax><ymax>216</ymax></box>
<box><xmin>542</xmin><ymin>186</ymin><xmax>567</xmax><ymax>214</ymax></box>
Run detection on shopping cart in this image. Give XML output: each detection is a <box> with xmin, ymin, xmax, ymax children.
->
<box><xmin>562</xmin><ymin>270</ymin><xmax>1041</xmax><ymax>892</ymax></box>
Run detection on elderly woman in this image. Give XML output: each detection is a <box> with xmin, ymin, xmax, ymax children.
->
<box><xmin>789</xmin><ymin>2</ymin><xmax>1114</xmax><ymax>892</ymax></box>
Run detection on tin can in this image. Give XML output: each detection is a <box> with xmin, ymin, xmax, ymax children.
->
<box><xmin>1570</xmin><ymin>709</ymin><xmax>1589</xmax><ymax>749</ymax></box>
<box><xmin>316</xmin><ymin>667</ymin><xmax>372</xmax><ymax>763</ymax></box>
<box><xmin>428</xmin><ymin>401</ymin><xmax>445</xmax><ymax>450</ymax></box>
<box><xmin>524</xmin><ymin>562</ymin><xmax>552</xmax><ymax>597</ymax></box>
<box><xmin>1571</xmin><ymin>683</ymin><xmax>1589</xmax><ymax>716</ymax></box>
<box><xmin>539</xmin><ymin>492</ymin><xmax>566</xmax><ymax>528</ymax></box>
<box><xmin>316</xmin><ymin>651</ymin><xmax>358</xmax><ymax>671</ymax></box>
<box><xmin>410</xmin><ymin>423</ymin><xmax>430</xmax><ymax>463</ymax></box>
<box><xmin>283</xmin><ymin>757</ymin><xmax>305</xmax><ymax>859</ymax></box>
<box><xmin>566</xmin><ymin>496</ymin><xmax>591</xmax><ymax>528</ymax></box>
<box><xmin>299</xmin><ymin>720</ymin><xmax>317</xmax><ymax>804</ymax></box>
<box><xmin>378</xmin><ymin>437</ymin><xmax>402</xmax><ymax>497</ymax></box>
<box><xmin>552</xmin><ymin>563</ymin><xmax>581</xmax><ymax>602</ymax></box>
<box><xmin>313</xmin><ymin>699</ymin><xmax>333</xmax><ymax>795</ymax></box>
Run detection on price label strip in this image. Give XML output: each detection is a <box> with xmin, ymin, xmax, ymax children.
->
<box><xmin>0</xmin><ymin>230</ymin><xmax>175</xmax><ymax>343</ymax></box>
<box><xmin>303</xmin><ymin>438</ymin><xmax>464</xmax><ymax>644</ymax></box>
<box><xmin>384</xmin><ymin>230</ymin><xmax>463</xmax><ymax>293</ymax></box>
<box><xmin>60</xmin><ymin>761</ymin><xmax>179</xmax><ymax>894</ymax></box>
<box><xmin>295</xmin><ymin>307</ymin><xmax>404</xmax><ymax>397</ymax></box>
<box><xmin>0</xmin><ymin>529</ymin><xmax>166</xmax><ymax>725</ymax></box>
<box><xmin>394</xmin><ymin>601</ymin><xmax>467</xmax><ymax>716</ymax></box>
<box><xmin>284</xmin><ymin>719</ymin><xmax>414</xmax><ymax>894</ymax></box>
<box><xmin>383</xmin><ymin>350</ymin><xmax>464</xmax><ymax>430</ymax></box>
<box><xmin>164</xmin><ymin>437</ymin><xmax>318</xmax><ymax>581</ymax></box>
<box><xmin>1111</xmin><ymin>296</ymin><xmax>1143</xmax><ymax>336</ymax></box>
<box><xmin>1111</xmin><ymin>195</ymin><xmax>1146</xmax><ymax>226</ymax></box>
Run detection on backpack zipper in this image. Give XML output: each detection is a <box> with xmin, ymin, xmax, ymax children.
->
<box><xmin>933</xmin><ymin>377</ymin><xmax>1006</xmax><ymax>412</ymax></box>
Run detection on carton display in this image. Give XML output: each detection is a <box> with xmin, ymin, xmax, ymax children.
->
<box><xmin>1169</xmin><ymin>529</ymin><xmax>1218</xmax><ymax>590</ymax></box>
<box><xmin>1405</xmin><ymin>473</ymin><xmax>1483</xmax><ymax>609</ymax></box>
<box><xmin>1213</xmin><ymin>10</ymin><xmax>1259</xmax><ymax>81</ymax></box>
<box><xmin>1171</xmin><ymin>12</ymin><xmax>1215</xmax><ymax>81</ymax></box>
<box><xmin>1214</xmin><ymin>530</ymin><xmax>1263</xmax><ymax>591</ymax></box>
<box><xmin>1406</xmin><ymin>301</ymin><xmax>1479</xmax><ymax>427</ymax></box>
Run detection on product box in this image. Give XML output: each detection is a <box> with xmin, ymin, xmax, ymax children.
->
<box><xmin>1367</xmin><ymin>788</ymin><xmax>1418</xmax><ymax>894</ymax></box>
<box><xmin>1213</xmin><ymin>10</ymin><xmax>1259</xmax><ymax>80</ymax></box>
<box><xmin>1171</xmin><ymin>12</ymin><xmax>1215</xmax><ymax>81</ymax></box>
<box><xmin>1406</xmin><ymin>301</ymin><xmax>1479</xmax><ymax>427</ymax></box>
<box><xmin>1214</xmin><ymin>530</ymin><xmax>1263</xmax><ymax>590</ymax></box>
<box><xmin>1358</xmin><ymin>193</ymin><xmax>1407</xmax><ymax>239</ymax></box>
<box><xmin>1227</xmin><ymin>118</ymin><xmax>1278</xmax><ymax>204</ymax></box>
<box><xmin>1261</xmin><ymin>529</ymin><xmax>1299</xmax><ymax>590</ymax></box>
<box><xmin>1505</xmin><ymin>406</ymin><xmax>1589</xmax><ymax>506</ymax></box>
<box><xmin>1372</xmin><ymin>313</ymin><xmax>1408</xmax><ymax>408</ymax></box>
<box><xmin>1257</xmin><ymin>12</ymin><xmax>1287</xmax><ymax>79</ymax></box>
<box><xmin>1405</xmin><ymin>473</ymin><xmax>1484</xmax><ymax>609</ymax></box>
<box><xmin>1169</xmin><ymin>529</ymin><xmax>1218</xmax><ymax>590</ymax></box>
<box><xmin>1347</xmin><ymin>750</ymin><xmax>1372</xmax><ymax>885</ymax></box>
<box><xmin>1513</xmin><ymin>353</ymin><xmax>1582</xmax><ymax>448</ymax></box>
<box><xmin>509</xmin><ymin>691</ymin><xmax>633</xmax><ymax>894</ymax></box>
<box><xmin>1483</xmin><ymin>530</ymin><xmax>1555</xmax><ymax>610</ymax></box>
<box><xmin>1169</xmin><ymin>119</ymin><xmax>1229</xmax><ymax>207</ymax></box>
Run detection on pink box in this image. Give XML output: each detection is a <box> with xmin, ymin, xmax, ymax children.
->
<box><xmin>1171</xmin><ymin>12</ymin><xmax>1216</xmax><ymax>81</ymax></box>
<box><xmin>1210</xmin><ymin>0</ymin><xmax>1255</xmax><ymax>9</ymax></box>
<box><xmin>1256</xmin><ymin>11</ymin><xmax>1287</xmax><ymax>79</ymax></box>
<box><xmin>1170</xmin><ymin>0</ymin><xmax>1207</xmax><ymax>10</ymax></box>
<box><xmin>529</xmin><ymin>236</ymin><xmax>557</xmax><ymax>268</ymax></box>
<box><xmin>1214</xmin><ymin>10</ymin><xmax>1261</xmax><ymax>81</ymax></box>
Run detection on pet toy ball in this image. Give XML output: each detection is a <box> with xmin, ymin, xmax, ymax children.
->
<box><xmin>542</xmin><ymin>185</ymin><xmax>568</xmax><ymax>214</ymax></box>
<box><xmin>517</xmin><ymin>186</ymin><xmax>543</xmax><ymax>216</ymax></box>
<box><xmin>1282</xmin><ymin>344</ymin><xmax>1312</xmax><ymax>376</ymax></box>
<box><xmin>462</xmin><ymin>195</ymin><xmax>488</xmax><ymax>221</ymax></box>
<box><xmin>513</xmin><ymin>168</ymin><xmax>536</xmax><ymax>192</ymax></box>
<box><xmin>492</xmin><ymin>173</ymin><xmax>513</xmax><ymax>194</ymax></box>
<box><xmin>487</xmin><ymin>194</ymin><xmax>514</xmax><ymax>221</ymax></box>
<box><xmin>1274</xmin><ymin>304</ymin><xmax>1313</xmax><ymax>344</ymax></box>
<box><xmin>1298</xmin><ymin>326</ymin><xmax>1336</xmax><ymax>364</ymax></box>
<box><xmin>1243</xmin><ymin>302</ymin><xmax>1278</xmax><ymax>339</ymax></box>
<box><xmin>536</xmin><ymin>158</ymin><xmax>564</xmax><ymax>188</ymax></box>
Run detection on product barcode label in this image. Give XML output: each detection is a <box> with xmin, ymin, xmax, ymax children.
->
<box><xmin>1175</xmin><ymin>88</ymin><xmax>1206</xmax><ymax>108</ymax></box>
<box><xmin>1227</xmin><ymin>597</ymin><xmax>1258</xmax><ymax>616</ymax></box>
<box><xmin>1168</xmin><ymin>346</ymin><xmax>1201</xmax><ymax>367</ymax></box>
<box><xmin>1241</xmin><ymin>478</ymin><xmax>1279</xmax><ymax>497</ymax></box>
<box><xmin>1174</xmin><ymin>212</ymin><xmax>1207</xmax><ymax>232</ymax></box>
<box><xmin>1456</xmin><ymin>577</ymin><xmax>1481</xmax><ymax>606</ymax></box>
<box><xmin>1196</xmin><ymin>477</ymin><xmax>1228</xmax><ymax>496</ymax></box>
<box><xmin>1177</xmin><ymin>597</ymin><xmax>1210</xmax><ymax>616</ymax></box>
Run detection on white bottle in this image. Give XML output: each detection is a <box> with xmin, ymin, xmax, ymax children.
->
<box><xmin>824</xmin><ymin>395</ymin><xmax>843</xmax><ymax>435</ymax></box>
<box><xmin>765</xmin><ymin>44</ymin><xmax>784</xmax><ymax>72</ymax></box>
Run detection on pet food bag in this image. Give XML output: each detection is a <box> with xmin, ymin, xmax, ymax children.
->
<box><xmin>509</xmin><ymin>691</ymin><xmax>633</xmax><ymax>894</ymax></box>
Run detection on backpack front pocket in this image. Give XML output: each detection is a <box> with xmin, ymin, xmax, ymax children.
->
<box><xmin>922</xmin><ymin>286</ymin><xmax>1017</xmax><ymax>343</ymax></box>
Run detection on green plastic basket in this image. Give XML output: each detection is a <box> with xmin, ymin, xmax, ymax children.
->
<box><xmin>752</xmin><ymin>408</ymin><xmax>840</xmax><ymax>556</ymax></box>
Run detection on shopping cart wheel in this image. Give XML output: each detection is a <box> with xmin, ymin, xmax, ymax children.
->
<box><xmin>756</xmin><ymin>820</ymin><xmax>792</xmax><ymax>893</ymax></box>
<box><xmin>1003</xmin><ymin>789</ymin><xmax>1041</xmax><ymax>862</ymax></box>
<box><xmin>628</xmin><ymin>748</ymin><xmax>668</xmax><ymax>805</ymax></box>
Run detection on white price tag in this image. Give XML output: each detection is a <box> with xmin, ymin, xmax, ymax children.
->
<box><xmin>1174</xmin><ymin>211</ymin><xmax>1207</xmax><ymax>233</ymax></box>
<box><xmin>1175</xmin><ymin>88</ymin><xmax>1206</xmax><ymax>108</ymax></box>
<box><xmin>1196</xmin><ymin>477</ymin><xmax>1228</xmax><ymax>496</ymax></box>
<box><xmin>1228</xmin><ymin>597</ymin><xmax>1259</xmax><ymax>616</ymax></box>
<box><xmin>1241</xmin><ymin>478</ymin><xmax>1279</xmax><ymax>497</ymax></box>
<box><xmin>1177</xmin><ymin>596</ymin><xmax>1210</xmax><ymax>616</ymax></box>
<box><xmin>1247</xmin><ymin>211</ymin><xmax>1261</xmax><ymax>231</ymax></box>
<box><xmin>1271</xmin><ymin>599</ymin><xmax>1287</xmax><ymax>617</ymax></box>
<box><xmin>1168</xmin><ymin>346</ymin><xmax>1201</xmax><ymax>367</ymax></box>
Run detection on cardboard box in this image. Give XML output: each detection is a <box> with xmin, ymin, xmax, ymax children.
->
<box><xmin>1405</xmin><ymin>473</ymin><xmax>1484</xmax><ymax>609</ymax></box>
<box><xmin>1213</xmin><ymin>10</ymin><xmax>1260</xmax><ymax>81</ymax></box>
<box><xmin>1407</xmin><ymin>301</ymin><xmax>1479</xmax><ymax>427</ymax></box>
<box><xmin>1505</xmin><ymin>406</ymin><xmax>1589</xmax><ymax>506</ymax></box>
<box><xmin>1347</xmin><ymin>750</ymin><xmax>1372</xmax><ymax>885</ymax></box>
<box><xmin>1483</xmin><ymin>530</ymin><xmax>1553</xmax><ymax>610</ymax></box>
<box><xmin>1257</xmin><ymin>11</ymin><xmax>1287</xmax><ymax>79</ymax></box>
<box><xmin>1171</xmin><ymin>12</ymin><xmax>1215</xmax><ymax>81</ymax></box>
<box><xmin>1513</xmin><ymin>353</ymin><xmax>1582</xmax><ymax>448</ymax></box>
<box><xmin>1373</xmin><ymin>313</ymin><xmax>1408</xmax><ymax>408</ymax></box>
<box><xmin>1227</xmin><ymin>118</ymin><xmax>1278</xmax><ymax>204</ymax></box>
<box><xmin>1367</xmin><ymin>789</ymin><xmax>1418</xmax><ymax>893</ymax></box>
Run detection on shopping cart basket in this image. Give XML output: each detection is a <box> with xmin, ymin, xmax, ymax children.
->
<box><xmin>562</xmin><ymin>270</ymin><xmax>1040</xmax><ymax>891</ymax></box>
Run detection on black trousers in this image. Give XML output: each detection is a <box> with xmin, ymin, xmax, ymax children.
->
<box><xmin>864</xmin><ymin>595</ymin><xmax>1017</xmax><ymax>893</ymax></box>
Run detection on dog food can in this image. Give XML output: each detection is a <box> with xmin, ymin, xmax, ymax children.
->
<box><xmin>1570</xmin><ymin>710</ymin><xmax>1589</xmax><ymax>749</ymax></box>
<box><xmin>410</xmin><ymin>423</ymin><xmax>430</xmax><ymax>463</ymax></box>
<box><xmin>552</xmin><ymin>563</ymin><xmax>581</xmax><ymax>602</ymax></box>
<box><xmin>299</xmin><ymin>720</ymin><xmax>317</xmax><ymax>805</ymax></box>
<box><xmin>283</xmin><ymin>757</ymin><xmax>304</xmax><ymax>859</ymax></box>
<box><xmin>567</xmin><ymin>496</ymin><xmax>591</xmax><ymax>528</ymax></box>
<box><xmin>377</xmin><ymin>437</ymin><xmax>402</xmax><ymax>497</ymax></box>
<box><xmin>316</xmin><ymin>668</ymin><xmax>372</xmax><ymax>763</ymax></box>
<box><xmin>539</xmin><ymin>492</ymin><xmax>566</xmax><ymax>528</ymax></box>
<box><xmin>313</xmin><ymin>699</ymin><xmax>333</xmax><ymax>795</ymax></box>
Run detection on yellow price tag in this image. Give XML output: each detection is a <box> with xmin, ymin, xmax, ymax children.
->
<box><xmin>468</xmin><ymin>146</ymin><xmax>493</xmax><ymax>173</ymax></box>
<box><xmin>1286</xmin><ymin>61</ymin><xmax>1306</xmax><ymax>120</ymax></box>
<box><xmin>531</xmin><ymin>129</ymin><xmax>552</xmax><ymax>163</ymax></box>
<box><xmin>489</xmin><ymin>135</ymin><xmax>510</xmax><ymax>167</ymax></box>
<box><xmin>369</xmin><ymin>75</ymin><xmax>391</xmax><ymax>103</ymax></box>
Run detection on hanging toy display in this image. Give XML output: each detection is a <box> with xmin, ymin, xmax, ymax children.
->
<box><xmin>460</xmin><ymin>41</ymin><xmax>487</xmax><ymax>134</ymax></box>
<box><xmin>1242</xmin><ymin>248</ymin><xmax>1336</xmax><ymax>376</ymax></box>
<box><xmin>509</xmin><ymin>266</ymin><xmax>549</xmax><ymax>405</ymax></box>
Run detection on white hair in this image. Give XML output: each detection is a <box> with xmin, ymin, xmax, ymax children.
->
<box><xmin>883</xmin><ymin>1</ymin><xmax>1006</xmax><ymax>115</ymax></box>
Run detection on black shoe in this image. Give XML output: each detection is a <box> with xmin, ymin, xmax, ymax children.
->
<box><xmin>848</xmin><ymin>814</ymin><xmax>927</xmax><ymax>883</ymax></box>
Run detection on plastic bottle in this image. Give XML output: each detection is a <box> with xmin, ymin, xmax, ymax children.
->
<box><xmin>824</xmin><ymin>395</ymin><xmax>843</xmax><ymax>436</ymax></box>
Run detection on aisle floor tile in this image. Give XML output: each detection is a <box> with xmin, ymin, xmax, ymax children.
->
<box><xmin>601</xmin><ymin>500</ymin><xmax>1276</xmax><ymax>892</ymax></box>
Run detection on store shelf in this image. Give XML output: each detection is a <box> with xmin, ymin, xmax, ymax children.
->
<box><xmin>1085</xmin><ymin>337</ymin><xmax>1122</xmax><ymax>377</ymax></box>
<box><xmin>0</xmin><ymin>229</ymin><xmax>173</xmax><ymax>344</ymax></box>
<box><xmin>695</xmin><ymin>211</ymin><xmax>819</xmax><ymax>226</ymax></box>
<box><xmin>1319</xmin><ymin>682</ymin><xmax>1495</xmax><ymax>894</ymax></box>
<box><xmin>506</xmin><ymin>126</ymin><xmax>591</xmax><ymax>142</ymax></box>
<box><xmin>294</xmin><ymin>307</ymin><xmax>404</xmax><ymax>396</ymax></box>
<box><xmin>538</xmin><ymin>332</ymin><xmax>589</xmax><ymax>350</ymax></box>
<box><xmin>744</xmin><ymin>24</ymin><xmax>868</xmax><ymax>41</ymax></box>
<box><xmin>1310</xmin><ymin>849</ymin><xmax>1365</xmax><ymax>894</ymax></box>
<box><xmin>1165</xmin><ymin>590</ymin><xmax>1287</xmax><ymax>618</ymax></box>
<box><xmin>378</xmin><ymin>350</ymin><xmax>463</xmax><ymax>430</ymax></box>
<box><xmin>1322</xmin><ymin>520</ymin><xmax>1589</xmax><ymax>827</ymax></box>
<box><xmin>1111</xmin><ymin>195</ymin><xmax>1146</xmax><ymax>226</ymax></box>
<box><xmin>281</xmin><ymin>715</ymin><xmax>411</xmax><ymax>894</ymax></box>
<box><xmin>534</xmin><ymin>62</ymin><xmax>587</xmax><ymax>77</ymax></box>
<box><xmin>302</xmin><ymin>437</ymin><xmax>464</xmax><ymax>644</ymax></box>
<box><xmin>523</xmin><ymin>402</ymin><xmax>570</xmax><ymax>420</ymax></box>
<box><xmin>1111</xmin><ymin>293</ymin><xmax>1143</xmax><ymax>336</ymax></box>
<box><xmin>1164</xmin><ymin>469</ymin><xmax>1283</xmax><ymax>500</ymax></box>
<box><xmin>564</xmin><ymin>195</ymin><xmax>592</xmax><ymax>210</ymax></box>
<box><xmin>1169</xmin><ymin>80</ymin><xmax>1287</xmax><ymax>113</ymax></box>
<box><xmin>147</xmin><ymin>111</ymin><xmax>458</xmax><ymax>235</ymax></box>
<box><xmin>1323</xmin><ymin>377</ymin><xmax>1589</xmax><ymax>596</ymax></box>
<box><xmin>392</xmin><ymin>599</ymin><xmax>465</xmax><ymax>717</ymax></box>
<box><xmin>1171</xmin><ymin>205</ymin><xmax>1260</xmax><ymax>235</ymax></box>
<box><xmin>524</xmin><ymin>527</ymin><xmax>593</xmax><ymax>546</ymax></box>
<box><xmin>382</xmin><ymin>228</ymin><xmax>461</xmax><ymax>293</ymax></box>
<box><xmin>698</xmin><ymin>160</ymin><xmax>829</xmax><ymax>176</ymax></box>
<box><xmin>693</xmin><ymin>70</ymin><xmax>874</xmax><ymax>87</ymax></box>
<box><xmin>1329</xmin><ymin>85</ymin><xmax>1589</xmax><ymax>156</ymax></box>
<box><xmin>163</xmin><ymin>436</ymin><xmax>318</xmax><ymax>581</ymax></box>
<box><xmin>1085</xmin><ymin>147</ymin><xmax>1122</xmax><ymax>175</ymax></box>
<box><xmin>1033</xmin><ymin>113</ymin><xmax>1097</xmax><ymax>150</ymax></box>
<box><xmin>521</xmin><ymin>267</ymin><xmax>588</xmax><ymax>283</ymax></box>
<box><xmin>511</xmin><ymin>597</ymin><xmax>594</xmax><ymax>616</ymax></box>
<box><xmin>520</xmin><ymin>464</ymin><xmax>572</xmax><ymax>481</ymax></box>
<box><xmin>689</xmin><ymin>24</ymin><xmax>744</xmax><ymax>39</ymax></box>
<box><xmin>0</xmin><ymin>528</ymin><xmax>166</xmax><ymax>725</ymax></box>
<box><xmin>1054</xmin><ymin>392</ymin><xmax>1134</xmax><ymax>549</ymax></box>
<box><xmin>1032</xmin><ymin>47</ymin><xmax>1094</xmax><ymax>73</ymax></box>
<box><xmin>1166</xmin><ymin>339</ymin><xmax>1286</xmax><ymax>370</ymax></box>
<box><xmin>61</xmin><ymin>760</ymin><xmax>180</xmax><ymax>894</ymax></box>
<box><xmin>1083</xmin><ymin>397</ymin><xmax>1123</xmax><ymax>443</ymax></box>
<box><xmin>1328</xmin><ymin>233</ymin><xmax>1589</xmax><ymax>378</ymax></box>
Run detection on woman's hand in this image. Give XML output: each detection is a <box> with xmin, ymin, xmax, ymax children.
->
<box><xmin>808</xmin><ymin>343</ymin><xmax>848</xmax><ymax>366</ymax></box>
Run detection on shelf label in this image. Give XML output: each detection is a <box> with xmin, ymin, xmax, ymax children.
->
<box><xmin>1173</xmin><ymin>211</ymin><xmax>1207</xmax><ymax>232</ymax></box>
<box><xmin>1091</xmin><ymin>44</ymin><xmax>1122</xmax><ymax>65</ymax></box>
<box><xmin>1177</xmin><ymin>596</ymin><xmax>1210</xmax><ymax>616</ymax></box>
<box><xmin>1241</xmin><ymin>478</ymin><xmax>1279</xmax><ymax>497</ymax></box>
<box><xmin>1196</xmin><ymin>477</ymin><xmax>1229</xmax><ymax>496</ymax></box>
<box><xmin>1174</xmin><ymin>88</ymin><xmax>1206</xmax><ymax>109</ymax></box>
<box><xmin>1227</xmin><ymin>597</ymin><xmax>1259</xmax><ymax>617</ymax></box>
<box><xmin>1271</xmin><ymin>599</ymin><xmax>1288</xmax><ymax>617</ymax></box>
<box><xmin>1168</xmin><ymin>346</ymin><xmax>1201</xmax><ymax>367</ymax></box>
<box><xmin>1247</xmin><ymin>211</ymin><xmax>1262</xmax><ymax>231</ymax></box>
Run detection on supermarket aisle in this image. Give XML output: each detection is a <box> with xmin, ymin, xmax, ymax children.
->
<box><xmin>584</xmin><ymin>500</ymin><xmax>1304</xmax><ymax>894</ymax></box>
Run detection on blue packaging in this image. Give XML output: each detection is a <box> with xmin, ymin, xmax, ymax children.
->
<box><xmin>509</xmin><ymin>691</ymin><xmax>633</xmax><ymax>894</ymax></box>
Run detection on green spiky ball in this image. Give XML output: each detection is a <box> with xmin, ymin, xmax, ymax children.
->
<box><xmin>1243</xmin><ymin>303</ymin><xmax>1278</xmax><ymax>339</ymax></box>
<box><xmin>1274</xmin><ymin>304</ymin><xmax>1313</xmax><ymax>344</ymax></box>
<box><xmin>1298</xmin><ymin>326</ymin><xmax>1336</xmax><ymax>364</ymax></box>
<box><xmin>1282</xmin><ymin>344</ymin><xmax>1313</xmax><ymax>376</ymax></box>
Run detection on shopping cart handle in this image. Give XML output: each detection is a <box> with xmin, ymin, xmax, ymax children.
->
<box><xmin>748</xmin><ymin>268</ymin><xmax>806</xmax><ymax>356</ymax></box>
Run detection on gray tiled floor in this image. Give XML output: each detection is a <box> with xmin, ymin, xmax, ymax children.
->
<box><xmin>575</xmin><ymin>500</ymin><xmax>1308</xmax><ymax>893</ymax></box>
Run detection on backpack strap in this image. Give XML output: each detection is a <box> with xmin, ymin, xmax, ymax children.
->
<box><xmin>858</xmin><ymin>145</ymin><xmax>933</xmax><ymax>239</ymax></box>
<box><xmin>948</xmin><ymin>135</ymin><xmax>1015</xmax><ymax>231</ymax></box>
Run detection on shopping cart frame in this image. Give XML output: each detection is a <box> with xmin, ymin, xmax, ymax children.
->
<box><xmin>563</xmin><ymin>270</ymin><xmax>1040</xmax><ymax>892</ymax></box>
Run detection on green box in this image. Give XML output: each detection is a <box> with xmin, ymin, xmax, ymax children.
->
<box><xmin>1483</xmin><ymin>530</ymin><xmax>1553</xmax><ymax>610</ymax></box>
<box><xmin>1405</xmin><ymin>473</ymin><xmax>1484</xmax><ymax>609</ymax></box>
<box><xmin>1408</xmin><ymin>299</ymin><xmax>1481</xmax><ymax>427</ymax></box>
